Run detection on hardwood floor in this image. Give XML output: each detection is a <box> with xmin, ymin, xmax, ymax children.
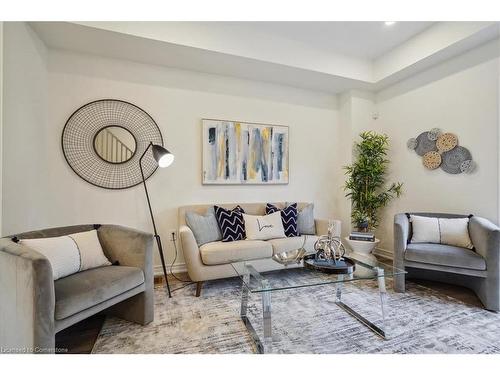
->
<box><xmin>55</xmin><ymin>314</ymin><xmax>106</xmax><ymax>354</ymax></box>
<box><xmin>55</xmin><ymin>272</ymin><xmax>484</xmax><ymax>353</ymax></box>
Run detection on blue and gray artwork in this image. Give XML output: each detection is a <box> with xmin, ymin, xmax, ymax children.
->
<box><xmin>203</xmin><ymin>120</ymin><xmax>289</xmax><ymax>184</ymax></box>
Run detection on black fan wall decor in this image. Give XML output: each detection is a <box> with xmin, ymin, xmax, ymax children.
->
<box><xmin>62</xmin><ymin>99</ymin><xmax>163</xmax><ymax>189</ymax></box>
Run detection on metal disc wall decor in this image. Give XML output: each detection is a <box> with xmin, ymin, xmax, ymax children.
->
<box><xmin>407</xmin><ymin>127</ymin><xmax>475</xmax><ymax>175</ymax></box>
<box><xmin>414</xmin><ymin>131</ymin><xmax>438</xmax><ymax>156</ymax></box>
<box><xmin>428</xmin><ymin>128</ymin><xmax>441</xmax><ymax>141</ymax></box>
<box><xmin>436</xmin><ymin>133</ymin><xmax>458</xmax><ymax>153</ymax></box>
<box><xmin>423</xmin><ymin>151</ymin><xmax>442</xmax><ymax>170</ymax></box>
<box><xmin>62</xmin><ymin>99</ymin><xmax>163</xmax><ymax>189</ymax></box>
<box><xmin>441</xmin><ymin>146</ymin><xmax>472</xmax><ymax>174</ymax></box>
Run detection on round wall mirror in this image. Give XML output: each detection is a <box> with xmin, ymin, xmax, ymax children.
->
<box><xmin>93</xmin><ymin>126</ymin><xmax>137</xmax><ymax>164</ymax></box>
<box><xmin>62</xmin><ymin>99</ymin><xmax>163</xmax><ymax>190</ymax></box>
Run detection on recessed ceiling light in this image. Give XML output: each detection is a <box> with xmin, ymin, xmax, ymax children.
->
<box><xmin>384</xmin><ymin>21</ymin><xmax>396</xmax><ymax>26</ymax></box>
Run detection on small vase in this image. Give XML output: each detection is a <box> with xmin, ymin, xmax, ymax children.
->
<box><xmin>357</xmin><ymin>219</ymin><xmax>369</xmax><ymax>232</ymax></box>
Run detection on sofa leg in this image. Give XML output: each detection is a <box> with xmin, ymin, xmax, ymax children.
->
<box><xmin>195</xmin><ymin>281</ymin><xmax>203</xmax><ymax>297</ymax></box>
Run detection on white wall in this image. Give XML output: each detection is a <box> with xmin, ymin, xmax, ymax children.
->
<box><xmin>0</xmin><ymin>22</ymin><xmax>3</xmax><ymax>235</ymax></box>
<box><xmin>372</xmin><ymin>55</ymin><xmax>499</xmax><ymax>254</ymax></box>
<box><xmin>2</xmin><ymin>47</ymin><xmax>340</xmax><ymax>270</ymax></box>
<box><xmin>2</xmin><ymin>22</ymin><xmax>48</xmax><ymax>236</ymax></box>
<box><xmin>2</xmin><ymin>22</ymin><xmax>498</xmax><ymax>268</ymax></box>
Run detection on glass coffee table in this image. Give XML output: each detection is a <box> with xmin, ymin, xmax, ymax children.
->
<box><xmin>231</xmin><ymin>251</ymin><xmax>406</xmax><ymax>353</ymax></box>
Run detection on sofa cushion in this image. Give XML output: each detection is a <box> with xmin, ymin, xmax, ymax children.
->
<box><xmin>214</xmin><ymin>205</ymin><xmax>246</xmax><ymax>242</ymax></box>
<box><xmin>268</xmin><ymin>235</ymin><xmax>318</xmax><ymax>254</ymax></box>
<box><xmin>266</xmin><ymin>203</ymin><xmax>299</xmax><ymax>237</ymax></box>
<box><xmin>185</xmin><ymin>207</ymin><xmax>222</xmax><ymax>246</ymax></box>
<box><xmin>243</xmin><ymin>212</ymin><xmax>286</xmax><ymax>240</ymax></box>
<box><xmin>405</xmin><ymin>243</ymin><xmax>486</xmax><ymax>271</ymax></box>
<box><xmin>199</xmin><ymin>240</ymin><xmax>272</xmax><ymax>265</ymax></box>
<box><xmin>54</xmin><ymin>265</ymin><xmax>144</xmax><ymax>320</ymax></box>
<box><xmin>295</xmin><ymin>203</ymin><xmax>316</xmax><ymax>235</ymax></box>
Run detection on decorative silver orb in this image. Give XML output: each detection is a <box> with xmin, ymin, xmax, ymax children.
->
<box><xmin>314</xmin><ymin>235</ymin><xmax>346</xmax><ymax>262</ymax></box>
<box><xmin>407</xmin><ymin>138</ymin><xmax>418</xmax><ymax>150</ymax></box>
<box><xmin>427</xmin><ymin>128</ymin><xmax>441</xmax><ymax>141</ymax></box>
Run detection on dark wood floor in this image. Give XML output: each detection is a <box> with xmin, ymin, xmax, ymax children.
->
<box><xmin>55</xmin><ymin>272</ymin><xmax>483</xmax><ymax>354</ymax></box>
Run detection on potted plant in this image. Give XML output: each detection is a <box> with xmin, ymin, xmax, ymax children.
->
<box><xmin>344</xmin><ymin>131</ymin><xmax>403</xmax><ymax>234</ymax></box>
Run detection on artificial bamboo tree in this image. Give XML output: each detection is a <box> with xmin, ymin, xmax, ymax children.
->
<box><xmin>344</xmin><ymin>131</ymin><xmax>403</xmax><ymax>232</ymax></box>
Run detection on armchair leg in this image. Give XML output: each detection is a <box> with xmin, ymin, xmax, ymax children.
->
<box><xmin>394</xmin><ymin>273</ymin><xmax>406</xmax><ymax>293</ymax></box>
<box><xmin>196</xmin><ymin>281</ymin><xmax>203</xmax><ymax>297</ymax></box>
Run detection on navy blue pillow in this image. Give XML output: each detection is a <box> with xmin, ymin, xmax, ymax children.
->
<box><xmin>214</xmin><ymin>205</ymin><xmax>246</xmax><ymax>242</ymax></box>
<box><xmin>266</xmin><ymin>203</ymin><xmax>299</xmax><ymax>237</ymax></box>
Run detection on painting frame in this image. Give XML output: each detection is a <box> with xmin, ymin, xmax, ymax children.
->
<box><xmin>202</xmin><ymin>118</ymin><xmax>289</xmax><ymax>185</ymax></box>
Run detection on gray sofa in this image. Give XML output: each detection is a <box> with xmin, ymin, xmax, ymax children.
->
<box><xmin>0</xmin><ymin>224</ymin><xmax>154</xmax><ymax>353</ymax></box>
<box><xmin>394</xmin><ymin>213</ymin><xmax>500</xmax><ymax>311</ymax></box>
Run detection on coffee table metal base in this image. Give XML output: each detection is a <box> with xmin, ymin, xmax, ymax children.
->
<box><xmin>239</xmin><ymin>265</ymin><xmax>388</xmax><ymax>354</ymax></box>
<box><xmin>240</xmin><ymin>266</ymin><xmax>272</xmax><ymax>353</ymax></box>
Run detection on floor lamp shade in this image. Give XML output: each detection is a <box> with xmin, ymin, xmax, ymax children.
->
<box><xmin>152</xmin><ymin>144</ymin><xmax>174</xmax><ymax>168</ymax></box>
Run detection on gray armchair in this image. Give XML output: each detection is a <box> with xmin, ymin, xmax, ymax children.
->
<box><xmin>0</xmin><ymin>224</ymin><xmax>154</xmax><ymax>353</ymax></box>
<box><xmin>394</xmin><ymin>213</ymin><xmax>500</xmax><ymax>311</ymax></box>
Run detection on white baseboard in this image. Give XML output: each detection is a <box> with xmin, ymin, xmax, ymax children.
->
<box><xmin>373</xmin><ymin>247</ymin><xmax>394</xmax><ymax>261</ymax></box>
<box><xmin>154</xmin><ymin>263</ymin><xmax>187</xmax><ymax>276</ymax></box>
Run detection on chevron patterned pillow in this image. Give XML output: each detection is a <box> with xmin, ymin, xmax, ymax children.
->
<box><xmin>266</xmin><ymin>203</ymin><xmax>299</xmax><ymax>237</ymax></box>
<box><xmin>214</xmin><ymin>205</ymin><xmax>246</xmax><ymax>242</ymax></box>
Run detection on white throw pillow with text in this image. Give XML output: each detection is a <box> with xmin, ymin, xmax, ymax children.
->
<box><xmin>243</xmin><ymin>211</ymin><xmax>286</xmax><ymax>240</ymax></box>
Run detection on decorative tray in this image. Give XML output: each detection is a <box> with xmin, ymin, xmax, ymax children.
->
<box><xmin>303</xmin><ymin>254</ymin><xmax>355</xmax><ymax>274</ymax></box>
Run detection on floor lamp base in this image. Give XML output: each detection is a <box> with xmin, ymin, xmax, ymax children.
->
<box><xmin>155</xmin><ymin>234</ymin><xmax>172</xmax><ymax>298</ymax></box>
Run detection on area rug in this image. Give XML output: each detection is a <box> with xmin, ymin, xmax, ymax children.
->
<box><xmin>91</xmin><ymin>271</ymin><xmax>500</xmax><ymax>354</ymax></box>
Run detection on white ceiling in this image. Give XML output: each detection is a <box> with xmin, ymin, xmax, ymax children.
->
<box><xmin>227</xmin><ymin>21</ymin><xmax>435</xmax><ymax>59</ymax></box>
<box><xmin>30</xmin><ymin>21</ymin><xmax>499</xmax><ymax>95</ymax></box>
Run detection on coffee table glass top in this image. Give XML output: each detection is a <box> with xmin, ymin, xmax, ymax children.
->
<box><xmin>230</xmin><ymin>251</ymin><xmax>406</xmax><ymax>293</ymax></box>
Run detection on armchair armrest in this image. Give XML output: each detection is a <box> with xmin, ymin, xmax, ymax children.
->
<box><xmin>97</xmin><ymin>225</ymin><xmax>154</xmax><ymax>286</ymax></box>
<box><xmin>315</xmin><ymin>219</ymin><xmax>341</xmax><ymax>237</ymax></box>
<box><xmin>469</xmin><ymin>217</ymin><xmax>500</xmax><ymax>273</ymax></box>
<box><xmin>0</xmin><ymin>238</ymin><xmax>55</xmax><ymax>351</ymax></box>
<box><xmin>394</xmin><ymin>214</ymin><xmax>410</xmax><ymax>269</ymax></box>
<box><xmin>394</xmin><ymin>214</ymin><xmax>410</xmax><ymax>255</ymax></box>
<box><xmin>97</xmin><ymin>225</ymin><xmax>154</xmax><ymax>325</ymax></box>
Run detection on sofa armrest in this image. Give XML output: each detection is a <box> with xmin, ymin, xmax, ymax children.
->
<box><xmin>469</xmin><ymin>216</ymin><xmax>500</xmax><ymax>273</ymax></box>
<box><xmin>315</xmin><ymin>219</ymin><xmax>341</xmax><ymax>237</ymax></box>
<box><xmin>97</xmin><ymin>225</ymin><xmax>153</xmax><ymax>283</ymax></box>
<box><xmin>179</xmin><ymin>225</ymin><xmax>205</xmax><ymax>282</ymax></box>
<box><xmin>0</xmin><ymin>238</ymin><xmax>55</xmax><ymax>351</ymax></box>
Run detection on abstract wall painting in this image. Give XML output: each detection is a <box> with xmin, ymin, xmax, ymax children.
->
<box><xmin>202</xmin><ymin>119</ymin><xmax>289</xmax><ymax>185</ymax></box>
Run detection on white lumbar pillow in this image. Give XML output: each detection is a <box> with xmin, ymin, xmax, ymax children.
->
<box><xmin>69</xmin><ymin>230</ymin><xmax>112</xmax><ymax>271</ymax></box>
<box><xmin>409</xmin><ymin>215</ymin><xmax>440</xmax><ymax>244</ymax></box>
<box><xmin>243</xmin><ymin>211</ymin><xmax>286</xmax><ymax>240</ymax></box>
<box><xmin>20</xmin><ymin>236</ymin><xmax>81</xmax><ymax>280</ymax></box>
<box><xmin>410</xmin><ymin>215</ymin><xmax>473</xmax><ymax>249</ymax></box>
<box><xmin>439</xmin><ymin>218</ymin><xmax>474</xmax><ymax>249</ymax></box>
<box><xmin>20</xmin><ymin>230</ymin><xmax>111</xmax><ymax>280</ymax></box>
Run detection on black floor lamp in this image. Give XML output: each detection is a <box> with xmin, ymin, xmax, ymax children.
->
<box><xmin>139</xmin><ymin>142</ymin><xmax>174</xmax><ymax>298</ymax></box>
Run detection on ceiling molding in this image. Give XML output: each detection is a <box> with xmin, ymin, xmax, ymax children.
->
<box><xmin>29</xmin><ymin>21</ymin><xmax>500</xmax><ymax>95</ymax></box>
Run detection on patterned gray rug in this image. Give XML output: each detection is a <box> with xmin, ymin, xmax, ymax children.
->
<box><xmin>92</xmin><ymin>270</ymin><xmax>500</xmax><ymax>354</ymax></box>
